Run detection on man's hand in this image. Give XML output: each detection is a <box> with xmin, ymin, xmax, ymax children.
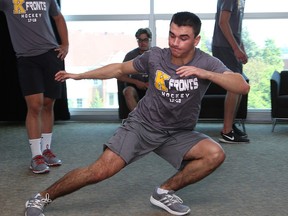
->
<box><xmin>176</xmin><ymin>66</ymin><xmax>210</xmax><ymax>79</ymax></box>
<box><xmin>234</xmin><ymin>47</ymin><xmax>248</xmax><ymax>64</ymax></box>
<box><xmin>55</xmin><ymin>70</ymin><xmax>80</xmax><ymax>82</ymax></box>
<box><xmin>135</xmin><ymin>80</ymin><xmax>149</xmax><ymax>90</ymax></box>
<box><xmin>55</xmin><ymin>45</ymin><xmax>69</xmax><ymax>60</ymax></box>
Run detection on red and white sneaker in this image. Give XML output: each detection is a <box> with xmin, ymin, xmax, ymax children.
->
<box><xmin>30</xmin><ymin>155</ymin><xmax>50</xmax><ymax>174</ymax></box>
<box><xmin>42</xmin><ymin>149</ymin><xmax>62</xmax><ymax>166</ymax></box>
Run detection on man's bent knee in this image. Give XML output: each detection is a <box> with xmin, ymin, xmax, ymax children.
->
<box><xmin>87</xmin><ymin>149</ymin><xmax>126</xmax><ymax>183</ymax></box>
<box><xmin>207</xmin><ymin>146</ymin><xmax>225</xmax><ymax>170</ymax></box>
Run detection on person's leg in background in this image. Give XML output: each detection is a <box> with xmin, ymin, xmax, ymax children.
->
<box><xmin>212</xmin><ymin>46</ymin><xmax>249</xmax><ymax>144</ymax></box>
<box><xmin>41</xmin><ymin>96</ymin><xmax>62</xmax><ymax>167</ymax></box>
<box><xmin>25</xmin><ymin>93</ymin><xmax>51</xmax><ymax>174</ymax></box>
<box><xmin>18</xmin><ymin>50</ymin><xmax>63</xmax><ymax>174</ymax></box>
<box><xmin>123</xmin><ymin>86</ymin><xmax>140</xmax><ymax>112</ymax></box>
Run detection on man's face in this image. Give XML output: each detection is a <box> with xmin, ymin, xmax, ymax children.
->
<box><xmin>168</xmin><ymin>22</ymin><xmax>200</xmax><ymax>59</ymax></box>
<box><xmin>137</xmin><ymin>33</ymin><xmax>151</xmax><ymax>52</ymax></box>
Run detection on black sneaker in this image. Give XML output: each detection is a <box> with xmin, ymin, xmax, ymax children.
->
<box><xmin>150</xmin><ymin>188</ymin><xmax>191</xmax><ymax>215</ymax></box>
<box><xmin>232</xmin><ymin>124</ymin><xmax>248</xmax><ymax>138</ymax></box>
<box><xmin>219</xmin><ymin>130</ymin><xmax>250</xmax><ymax>144</ymax></box>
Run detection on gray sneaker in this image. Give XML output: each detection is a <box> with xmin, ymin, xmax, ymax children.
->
<box><xmin>150</xmin><ymin>188</ymin><xmax>191</xmax><ymax>215</ymax></box>
<box><xmin>42</xmin><ymin>149</ymin><xmax>62</xmax><ymax>166</ymax></box>
<box><xmin>25</xmin><ymin>193</ymin><xmax>51</xmax><ymax>216</ymax></box>
<box><xmin>30</xmin><ymin>155</ymin><xmax>50</xmax><ymax>174</ymax></box>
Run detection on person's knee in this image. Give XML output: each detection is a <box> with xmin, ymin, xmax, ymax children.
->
<box><xmin>84</xmin><ymin>161</ymin><xmax>112</xmax><ymax>184</ymax></box>
<box><xmin>86</xmin><ymin>150</ymin><xmax>126</xmax><ymax>183</ymax></box>
<box><xmin>208</xmin><ymin>146</ymin><xmax>226</xmax><ymax>168</ymax></box>
<box><xmin>123</xmin><ymin>86</ymin><xmax>138</xmax><ymax>105</ymax></box>
<box><xmin>123</xmin><ymin>86</ymin><xmax>134</xmax><ymax>97</ymax></box>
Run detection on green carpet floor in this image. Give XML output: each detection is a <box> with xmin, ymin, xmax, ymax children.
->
<box><xmin>0</xmin><ymin>121</ymin><xmax>287</xmax><ymax>216</ymax></box>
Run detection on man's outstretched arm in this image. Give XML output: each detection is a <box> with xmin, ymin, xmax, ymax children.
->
<box><xmin>55</xmin><ymin>61</ymin><xmax>137</xmax><ymax>82</ymax></box>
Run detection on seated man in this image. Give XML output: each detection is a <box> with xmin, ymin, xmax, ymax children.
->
<box><xmin>119</xmin><ymin>28</ymin><xmax>152</xmax><ymax>112</ymax></box>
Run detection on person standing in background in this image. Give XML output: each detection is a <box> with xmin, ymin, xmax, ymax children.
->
<box><xmin>0</xmin><ymin>0</ymin><xmax>69</xmax><ymax>173</ymax></box>
<box><xmin>212</xmin><ymin>0</ymin><xmax>250</xmax><ymax>144</ymax></box>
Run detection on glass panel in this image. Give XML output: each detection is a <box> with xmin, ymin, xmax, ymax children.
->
<box><xmin>154</xmin><ymin>0</ymin><xmax>288</xmax><ymax>13</ymax></box>
<box><xmin>246</xmin><ymin>0</ymin><xmax>288</xmax><ymax>12</ymax></box>
<box><xmin>61</xmin><ymin>0</ymin><xmax>150</xmax><ymax>15</ymax></box>
<box><xmin>242</xmin><ymin>19</ymin><xmax>287</xmax><ymax>109</ymax></box>
<box><xmin>65</xmin><ymin>21</ymin><xmax>149</xmax><ymax>108</ymax></box>
<box><xmin>154</xmin><ymin>0</ymin><xmax>217</xmax><ymax>13</ymax></box>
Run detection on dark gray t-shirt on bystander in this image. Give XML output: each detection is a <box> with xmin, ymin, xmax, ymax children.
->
<box><xmin>212</xmin><ymin>0</ymin><xmax>245</xmax><ymax>47</ymax></box>
<box><xmin>0</xmin><ymin>0</ymin><xmax>60</xmax><ymax>57</ymax></box>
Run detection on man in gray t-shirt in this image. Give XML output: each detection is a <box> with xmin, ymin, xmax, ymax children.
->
<box><xmin>25</xmin><ymin>12</ymin><xmax>250</xmax><ymax>216</ymax></box>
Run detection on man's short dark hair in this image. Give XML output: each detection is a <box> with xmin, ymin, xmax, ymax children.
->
<box><xmin>170</xmin><ymin>12</ymin><xmax>202</xmax><ymax>37</ymax></box>
<box><xmin>135</xmin><ymin>28</ymin><xmax>152</xmax><ymax>39</ymax></box>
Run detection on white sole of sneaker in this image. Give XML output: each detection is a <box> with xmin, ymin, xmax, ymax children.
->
<box><xmin>29</xmin><ymin>166</ymin><xmax>50</xmax><ymax>174</ymax></box>
<box><xmin>46</xmin><ymin>162</ymin><xmax>62</xmax><ymax>167</ymax></box>
<box><xmin>219</xmin><ymin>138</ymin><xmax>250</xmax><ymax>144</ymax></box>
<box><xmin>150</xmin><ymin>196</ymin><xmax>191</xmax><ymax>216</ymax></box>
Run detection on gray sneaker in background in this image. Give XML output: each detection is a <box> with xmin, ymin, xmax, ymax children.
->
<box><xmin>30</xmin><ymin>155</ymin><xmax>50</xmax><ymax>174</ymax></box>
<box><xmin>42</xmin><ymin>149</ymin><xmax>62</xmax><ymax>166</ymax></box>
<box><xmin>25</xmin><ymin>193</ymin><xmax>51</xmax><ymax>216</ymax></box>
<box><xmin>150</xmin><ymin>188</ymin><xmax>191</xmax><ymax>215</ymax></box>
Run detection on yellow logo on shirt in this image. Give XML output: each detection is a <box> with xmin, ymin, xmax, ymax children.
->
<box><xmin>13</xmin><ymin>0</ymin><xmax>26</xmax><ymax>14</ymax></box>
<box><xmin>154</xmin><ymin>70</ymin><xmax>171</xmax><ymax>92</ymax></box>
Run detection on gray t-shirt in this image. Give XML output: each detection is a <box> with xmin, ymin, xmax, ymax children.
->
<box><xmin>0</xmin><ymin>0</ymin><xmax>60</xmax><ymax>57</ymax></box>
<box><xmin>212</xmin><ymin>0</ymin><xmax>245</xmax><ymax>47</ymax></box>
<box><xmin>131</xmin><ymin>47</ymin><xmax>229</xmax><ymax>131</ymax></box>
<box><xmin>123</xmin><ymin>48</ymin><xmax>148</xmax><ymax>83</ymax></box>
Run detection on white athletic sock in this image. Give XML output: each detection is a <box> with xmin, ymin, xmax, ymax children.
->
<box><xmin>29</xmin><ymin>138</ymin><xmax>42</xmax><ymax>158</ymax></box>
<box><xmin>41</xmin><ymin>133</ymin><xmax>52</xmax><ymax>152</ymax></box>
<box><xmin>157</xmin><ymin>187</ymin><xmax>169</xmax><ymax>194</ymax></box>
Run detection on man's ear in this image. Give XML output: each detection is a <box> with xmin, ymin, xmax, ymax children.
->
<box><xmin>194</xmin><ymin>35</ymin><xmax>201</xmax><ymax>46</ymax></box>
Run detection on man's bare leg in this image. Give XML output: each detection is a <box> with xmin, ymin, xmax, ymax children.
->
<box><xmin>40</xmin><ymin>148</ymin><xmax>126</xmax><ymax>200</ymax></box>
<box><xmin>160</xmin><ymin>138</ymin><xmax>225</xmax><ymax>191</ymax></box>
<box><xmin>150</xmin><ymin>138</ymin><xmax>225</xmax><ymax>215</ymax></box>
<box><xmin>223</xmin><ymin>91</ymin><xmax>239</xmax><ymax>134</ymax></box>
<box><xmin>123</xmin><ymin>86</ymin><xmax>139</xmax><ymax>111</ymax></box>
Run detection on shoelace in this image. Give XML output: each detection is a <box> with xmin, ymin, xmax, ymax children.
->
<box><xmin>43</xmin><ymin>149</ymin><xmax>56</xmax><ymax>158</ymax></box>
<box><xmin>27</xmin><ymin>193</ymin><xmax>52</xmax><ymax>210</ymax></box>
<box><xmin>33</xmin><ymin>155</ymin><xmax>46</xmax><ymax>165</ymax></box>
<box><xmin>162</xmin><ymin>193</ymin><xmax>183</xmax><ymax>206</ymax></box>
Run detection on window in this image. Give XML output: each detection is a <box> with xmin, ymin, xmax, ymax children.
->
<box><xmin>76</xmin><ymin>98</ymin><xmax>83</xmax><ymax>108</ymax></box>
<box><xmin>61</xmin><ymin>0</ymin><xmax>288</xmax><ymax>111</ymax></box>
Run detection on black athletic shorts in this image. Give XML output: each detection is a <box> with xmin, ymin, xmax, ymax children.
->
<box><xmin>212</xmin><ymin>46</ymin><xmax>243</xmax><ymax>73</ymax></box>
<box><xmin>17</xmin><ymin>49</ymin><xmax>64</xmax><ymax>98</ymax></box>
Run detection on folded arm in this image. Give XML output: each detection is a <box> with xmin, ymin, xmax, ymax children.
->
<box><xmin>176</xmin><ymin>66</ymin><xmax>250</xmax><ymax>95</ymax></box>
